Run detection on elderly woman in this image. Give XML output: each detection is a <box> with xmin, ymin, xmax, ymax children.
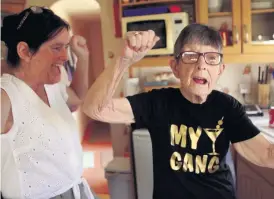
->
<box><xmin>1</xmin><ymin>6</ymin><xmax>97</xmax><ymax>199</ymax></box>
<box><xmin>83</xmin><ymin>24</ymin><xmax>274</xmax><ymax>199</ymax></box>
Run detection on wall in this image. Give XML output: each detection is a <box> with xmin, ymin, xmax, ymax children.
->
<box><xmin>26</xmin><ymin>0</ymin><xmax>57</xmax><ymax>7</ymax></box>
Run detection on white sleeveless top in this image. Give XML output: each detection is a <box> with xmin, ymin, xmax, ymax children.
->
<box><xmin>0</xmin><ymin>74</ymin><xmax>85</xmax><ymax>199</ymax></box>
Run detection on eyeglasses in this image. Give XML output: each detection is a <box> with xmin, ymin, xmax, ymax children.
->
<box><xmin>17</xmin><ymin>6</ymin><xmax>48</xmax><ymax>30</ymax></box>
<box><xmin>176</xmin><ymin>51</ymin><xmax>223</xmax><ymax>66</ymax></box>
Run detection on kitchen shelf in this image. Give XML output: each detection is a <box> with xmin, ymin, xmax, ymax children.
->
<box><xmin>121</xmin><ymin>0</ymin><xmax>183</xmax><ymax>7</ymax></box>
<box><xmin>208</xmin><ymin>12</ymin><xmax>232</xmax><ymax>17</ymax></box>
<box><xmin>251</xmin><ymin>8</ymin><xmax>274</xmax><ymax>14</ymax></box>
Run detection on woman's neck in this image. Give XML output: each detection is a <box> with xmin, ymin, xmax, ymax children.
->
<box><xmin>180</xmin><ymin>88</ymin><xmax>208</xmax><ymax>104</ymax></box>
<box><xmin>10</xmin><ymin>68</ymin><xmax>44</xmax><ymax>92</ymax></box>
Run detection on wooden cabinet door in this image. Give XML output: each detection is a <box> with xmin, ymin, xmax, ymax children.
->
<box><xmin>196</xmin><ymin>0</ymin><xmax>241</xmax><ymax>54</ymax></box>
<box><xmin>1</xmin><ymin>0</ymin><xmax>26</xmax><ymax>13</ymax></box>
<box><xmin>236</xmin><ymin>153</ymin><xmax>274</xmax><ymax>199</ymax></box>
<box><xmin>1</xmin><ymin>3</ymin><xmax>25</xmax><ymax>13</ymax></box>
<box><xmin>242</xmin><ymin>0</ymin><xmax>274</xmax><ymax>54</ymax></box>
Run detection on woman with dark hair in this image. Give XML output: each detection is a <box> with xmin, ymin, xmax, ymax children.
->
<box><xmin>1</xmin><ymin>6</ymin><xmax>97</xmax><ymax>199</ymax></box>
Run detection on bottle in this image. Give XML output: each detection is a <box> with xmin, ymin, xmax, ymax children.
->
<box><xmin>269</xmin><ymin>106</ymin><xmax>274</xmax><ymax>128</ymax></box>
<box><xmin>271</xmin><ymin>71</ymin><xmax>274</xmax><ymax>103</ymax></box>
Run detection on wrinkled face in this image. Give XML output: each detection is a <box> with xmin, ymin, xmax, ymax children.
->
<box><xmin>171</xmin><ymin>44</ymin><xmax>225</xmax><ymax>97</ymax></box>
<box><xmin>27</xmin><ymin>28</ymin><xmax>70</xmax><ymax>84</ymax></box>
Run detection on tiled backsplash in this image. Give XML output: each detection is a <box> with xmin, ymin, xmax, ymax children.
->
<box><xmin>218</xmin><ymin>63</ymin><xmax>268</xmax><ymax>103</ymax></box>
<box><xmin>131</xmin><ymin>63</ymin><xmax>274</xmax><ymax>105</ymax></box>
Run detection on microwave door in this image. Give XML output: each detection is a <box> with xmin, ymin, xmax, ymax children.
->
<box><xmin>126</xmin><ymin>20</ymin><xmax>167</xmax><ymax>53</ymax></box>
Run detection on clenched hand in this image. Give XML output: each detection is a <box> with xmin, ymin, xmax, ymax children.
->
<box><xmin>122</xmin><ymin>30</ymin><xmax>160</xmax><ymax>64</ymax></box>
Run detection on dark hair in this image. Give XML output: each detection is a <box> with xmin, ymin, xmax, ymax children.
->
<box><xmin>1</xmin><ymin>7</ymin><xmax>70</xmax><ymax>67</ymax></box>
<box><xmin>174</xmin><ymin>23</ymin><xmax>223</xmax><ymax>58</ymax></box>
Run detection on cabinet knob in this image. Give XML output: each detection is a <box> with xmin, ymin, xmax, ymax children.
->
<box><xmin>233</xmin><ymin>25</ymin><xmax>239</xmax><ymax>44</ymax></box>
<box><xmin>108</xmin><ymin>51</ymin><xmax>114</xmax><ymax>59</ymax></box>
<box><xmin>243</xmin><ymin>24</ymin><xmax>249</xmax><ymax>43</ymax></box>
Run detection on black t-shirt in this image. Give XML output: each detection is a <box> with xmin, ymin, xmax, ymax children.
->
<box><xmin>127</xmin><ymin>88</ymin><xmax>260</xmax><ymax>199</ymax></box>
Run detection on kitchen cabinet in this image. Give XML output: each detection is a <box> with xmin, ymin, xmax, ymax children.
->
<box><xmin>99</xmin><ymin>0</ymin><xmax>124</xmax><ymax>66</ymax></box>
<box><xmin>234</xmin><ymin>113</ymin><xmax>274</xmax><ymax>199</ymax></box>
<box><xmin>235</xmin><ymin>152</ymin><xmax>274</xmax><ymax>199</ymax></box>
<box><xmin>127</xmin><ymin>0</ymin><xmax>274</xmax><ymax>68</ymax></box>
<box><xmin>197</xmin><ymin>0</ymin><xmax>274</xmax><ymax>55</ymax></box>
<box><xmin>1</xmin><ymin>0</ymin><xmax>26</xmax><ymax>13</ymax></box>
<box><xmin>197</xmin><ymin>0</ymin><xmax>242</xmax><ymax>55</ymax></box>
<box><xmin>241</xmin><ymin>0</ymin><xmax>274</xmax><ymax>54</ymax></box>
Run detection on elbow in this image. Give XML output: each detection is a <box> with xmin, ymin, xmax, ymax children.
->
<box><xmin>82</xmin><ymin>100</ymin><xmax>103</xmax><ymax>121</ymax></box>
<box><xmin>83</xmin><ymin>107</ymin><xmax>102</xmax><ymax>121</ymax></box>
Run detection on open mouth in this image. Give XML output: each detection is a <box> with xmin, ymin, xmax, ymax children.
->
<box><xmin>193</xmin><ymin>77</ymin><xmax>208</xmax><ymax>85</ymax></box>
<box><xmin>51</xmin><ymin>64</ymin><xmax>62</xmax><ymax>76</ymax></box>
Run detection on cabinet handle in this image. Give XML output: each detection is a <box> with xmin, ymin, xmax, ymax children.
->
<box><xmin>233</xmin><ymin>25</ymin><xmax>239</xmax><ymax>44</ymax></box>
<box><xmin>108</xmin><ymin>51</ymin><xmax>114</xmax><ymax>59</ymax></box>
<box><xmin>243</xmin><ymin>24</ymin><xmax>249</xmax><ymax>43</ymax></box>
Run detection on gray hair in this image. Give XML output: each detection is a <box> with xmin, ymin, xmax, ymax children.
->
<box><xmin>174</xmin><ymin>23</ymin><xmax>223</xmax><ymax>58</ymax></box>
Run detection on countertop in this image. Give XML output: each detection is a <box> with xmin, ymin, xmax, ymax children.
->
<box><xmin>249</xmin><ymin>110</ymin><xmax>274</xmax><ymax>143</ymax></box>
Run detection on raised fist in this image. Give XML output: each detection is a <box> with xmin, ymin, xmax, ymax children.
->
<box><xmin>70</xmin><ymin>35</ymin><xmax>89</xmax><ymax>59</ymax></box>
<box><xmin>122</xmin><ymin>30</ymin><xmax>159</xmax><ymax>64</ymax></box>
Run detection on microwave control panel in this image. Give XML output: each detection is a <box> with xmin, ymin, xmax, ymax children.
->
<box><xmin>172</xmin><ymin>14</ymin><xmax>189</xmax><ymax>43</ymax></box>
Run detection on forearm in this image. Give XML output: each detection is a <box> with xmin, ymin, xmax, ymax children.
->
<box><xmin>255</xmin><ymin>137</ymin><xmax>274</xmax><ymax>168</ymax></box>
<box><xmin>235</xmin><ymin>143</ymin><xmax>267</xmax><ymax>168</ymax></box>
<box><xmin>83</xmin><ymin>57</ymin><xmax>131</xmax><ymax>116</ymax></box>
<box><xmin>70</xmin><ymin>57</ymin><xmax>89</xmax><ymax>100</ymax></box>
<box><xmin>234</xmin><ymin>135</ymin><xmax>274</xmax><ymax>169</ymax></box>
<box><xmin>256</xmin><ymin>143</ymin><xmax>274</xmax><ymax>168</ymax></box>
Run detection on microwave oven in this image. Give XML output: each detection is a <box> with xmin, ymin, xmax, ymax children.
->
<box><xmin>121</xmin><ymin>12</ymin><xmax>189</xmax><ymax>56</ymax></box>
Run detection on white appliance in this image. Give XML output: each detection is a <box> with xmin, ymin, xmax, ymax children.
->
<box><xmin>122</xmin><ymin>12</ymin><xmax>189</xmax><ymax>56</ymax></box>
<box><xmin>105</xmin><ymin>157</ymin><xmax>135</xmax><ymax>199</ymax></box>
<box><xmin>132</xmin><ymin>129</ymin><xmax>154</xmax><ymax>199</ymax></box>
